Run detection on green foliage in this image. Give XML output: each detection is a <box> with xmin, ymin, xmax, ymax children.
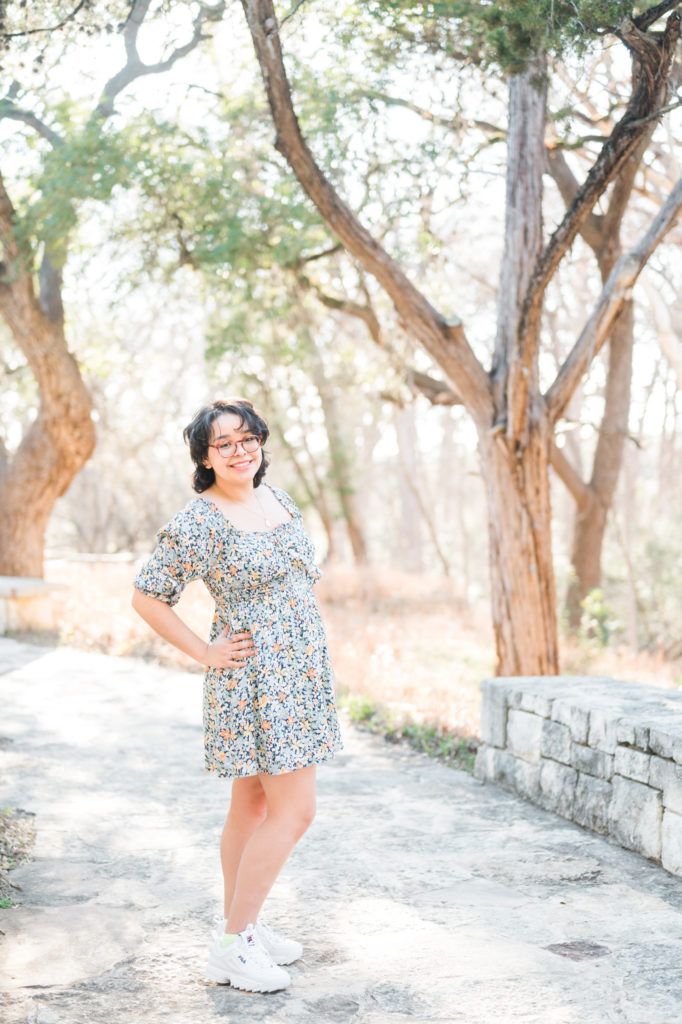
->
<box><xmin>357</xmin><ymin>1</ymin><xmax>641</xmax><ymax>73</ymax></box>
<box><xmin>579</xmin><ymin>587</ymin><xmax>621</xmax><ymax>649</ymax></box>
<box><xmin>341</xmin><ymin>691</ymin><xmax>479</xmax><ymax>773</ymax></box>
<box><xmin>20</xmin><ymin>120</ymin><xmax>134</xmax><ymax>266</ymax></box>
<box><xmin>110</xmin><ymin>98</ymin><xmax>331</xmax><ymax>284</ymax></box>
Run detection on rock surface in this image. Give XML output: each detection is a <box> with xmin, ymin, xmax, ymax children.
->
<box><xmin>476</xmin><ymin>675</ymin><xmax>682</xmax><ymax>873</ymax></box>
<box><xmin>1</xmin><ymin>639</ymin><xmax>682</xmax><ymax>1023</ymax></box>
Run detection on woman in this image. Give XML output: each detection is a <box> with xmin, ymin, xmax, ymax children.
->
<box><xmin>131</xmin><ymin>397</ymin><xmax>343</xmax><ymax>993</ymax></box>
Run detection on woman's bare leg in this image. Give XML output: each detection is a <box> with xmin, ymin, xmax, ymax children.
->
<box><xmin>225</xmin><ymin>765</ymin><xmax>316</xmax><ymax>933</ymax></box>
<box><xmin>220</xmin><ymin>776</ymin><xmax>267</xmax><ymax>921</ymax></box>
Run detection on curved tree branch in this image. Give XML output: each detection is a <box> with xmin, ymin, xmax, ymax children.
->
<box><xmin>240</xmin><ymin>0</ymin><xmax>493</xmax><ymax>426</ymax></box>
<box><xmin>549</xmin><ymin>442</ymin><xmax>592</xmax><ymax>507</ymax></box>
<box><xmin>0</xmin><ymin>100</ymin><xmax>63</xmax><ymax>147</ymax></box>
<box><xmin>297</xmin><ymin>271</ymin><xmax>463</xmax><ymax>405</ymax></box>
<box><xmin>1</xmin><ymin>0</ymin><xmax>91</xmax><ymax>40</ymax></box>
<box><xmin>546</xmin><ymin>174</ymin><xmax>682</xmax><ymax>422</ymax></box>
<box><xmin>545</xmin><ymin>147</ymin><xmax>604</xmax><ymax>250</ymax></box>
<box><xmin>93</xmin><ymin>0</ymin><xmax>226</xmax><ymax>120</ymax></box>
<box><xmin>513</xmin><ymin>11</ymin><xmax>681</xmax><ymax>434</ymax></box>
<box><xmin>634</xmin><ymin>0</ymin><xmax>682</xmax><ymax>31</ymax></box>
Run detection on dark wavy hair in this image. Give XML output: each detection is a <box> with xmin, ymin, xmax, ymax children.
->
<box><xmin>183</xmin><ymin>398</ymin><xmax>270</xmax><ymax>493</ymax></box>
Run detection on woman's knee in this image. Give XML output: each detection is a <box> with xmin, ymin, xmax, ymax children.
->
<box><xmin>229</xmin><ymin>777</ymin><xmax>268</xmax><ymax>823</ymax></box>
<box><xmin>277</xmin><ymin>797</ymin><xmax>316</xmax><ymax>839</ymax></box>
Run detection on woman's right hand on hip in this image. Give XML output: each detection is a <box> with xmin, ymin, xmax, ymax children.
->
<box><xmin>203</xmin><ymin>626</ymin><xmax>256</xmax><ymax>669</ymax></box>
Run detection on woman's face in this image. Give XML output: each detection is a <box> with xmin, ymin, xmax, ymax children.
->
<box><xmin>203</xmin><ymin>412</ymin><xmax>263</xmax><ymax>488</ymax></box>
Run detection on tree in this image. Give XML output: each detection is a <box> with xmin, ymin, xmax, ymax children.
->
<box><xmin>0</xmin><ymin>0</ymin><xmax>224</xmax><ymax>575</ymax></box>
<box><xmin>240</xmin><ymin>0</ymin><xmax>682</xmax><ymax>673</ymax></box>
<box><xmin>543</xmin><ymin>48</ymin><xmax>682</xmax><ymax>625</ymax></box>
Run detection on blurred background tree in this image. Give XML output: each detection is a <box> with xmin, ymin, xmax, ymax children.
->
<box><xmin>0</xmin><ymin>0</ymin><xmax>225</xmax><ymax>574</ymax></box>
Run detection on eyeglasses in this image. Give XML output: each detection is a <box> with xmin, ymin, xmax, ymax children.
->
<box><xmin>208</xmin><ymin>435</ymin><xmax>262</xmax><ymax>459</ymax></box>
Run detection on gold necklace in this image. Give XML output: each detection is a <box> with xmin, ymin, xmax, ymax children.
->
<box><xmin>214</xmin><ymin>487</ymin><xmax>273</xmax><ymax>528</ymax></box>
<box><xmin>251</xmin><ymin>488</ymin><xmax>272</xmax><ymax>528</ymax></box>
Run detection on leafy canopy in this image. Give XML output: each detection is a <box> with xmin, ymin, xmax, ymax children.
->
<box><xmin>357</xmin><ymin>2</ymin><xmax>651</xmax><ymax>72</ymax></box>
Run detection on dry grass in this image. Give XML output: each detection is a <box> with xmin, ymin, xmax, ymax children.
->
<box><xmin>12</xmin><ymin>557</ymin><xmax>677</xmax><ymax>747</ymax></box>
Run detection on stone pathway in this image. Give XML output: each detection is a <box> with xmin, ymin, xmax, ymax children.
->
<box><xmin>1</xmin><ymin>637</ymin><xmax>682</xmax><ymax>1024</ymax></box>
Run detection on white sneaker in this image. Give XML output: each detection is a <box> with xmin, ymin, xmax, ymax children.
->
<box><xmin>212</xmin><ymin>916</ymin><xmax>303</xmax><ymax>966</ymax></box>
<box><xmin>256</xmin><ymin>920</ymin><xmax>303</xmax><ymax>965</ymax></box>
<box><xmin>205</xmin><ymin>924</ymin><xmax>291</xmax><ymax>992</ymax></box>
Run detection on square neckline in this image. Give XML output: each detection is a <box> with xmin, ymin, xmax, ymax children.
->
<box><xmin>195</xmin><ymin>483</ymin><xmax>296</xmax><ymax>536</ymax></box>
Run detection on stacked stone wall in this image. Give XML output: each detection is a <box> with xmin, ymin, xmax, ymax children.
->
<box><xmin>474</xmin><ymin>676</ymin><xmax>682</xmax><ymax>876</ymax></box>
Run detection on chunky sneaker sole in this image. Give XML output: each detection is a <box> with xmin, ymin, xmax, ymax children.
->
<box><xmin>205</xmin><ymin>925</ymin><xmax>291</xmax><ymax>992</ymax></box>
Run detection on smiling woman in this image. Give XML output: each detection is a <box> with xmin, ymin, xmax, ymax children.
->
<box><xmin>130</xmin><ymin>397</ymin><xmax>343</xmax><ymax>994</ymax></box>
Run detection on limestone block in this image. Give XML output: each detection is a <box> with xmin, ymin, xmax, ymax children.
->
<box><xmin>614</xmin><ymin>747</ymin><xmax>650</xmax><ymax>785</ymax></box>
<box><xmin>517</xmin><ymin>691</ymin><xmax>553</xmax><ymax>719</ymax></box>
<box><xmin>608</xmin><ymin>776</ymin><xmax>662</xmax><ymax>860</ymax></box>
<box><xmin>507</xmin><ymin>709</ymin><xmax>543</xmax><ymax>764</ymax></box>
<box><xmin>673</xmin><ymin>739</ymin><xmax>682</xmax><ymax>768</ymax></box>
<box><xmin>491</xmin><ymin>748</ymin><xmax>518</xmax><ymax>790</ymax></box>
<box><xmin>552</xmin><ymin>700</ymin><xmax>589</xmax><ymax>744</ymax></box>
<box><xmin>540</xmin><ymin>719</ymin><xmax>572</xmax><ymax>765</ymax></box>
<box><xmin>648</xmin><ymin>757</ymin><xmax>682</xmax><ymax>815</ymax></box>
<box><xmin>587</xmin><ymin>710</ymin><xmax>619</xmax><ymax>755</ymax></box>
<box><xmin>480</xmin><ymin>688</ymin><xmax>508</xmax><ymax>748</ymax></box>
<box><xmin>616</xmin><ymin>720</ymin><xmax>636</xmax><ymax>745</ymax></box>
<box><xmin>473</xmin><ymin>744</ymin><xmax>494</xmax><ymax>782</ymax></box>
<box><xmin>502</xmin><ymin>686</ymin><xmax>525</xmax><ymax>710</ymax></box>
<box><xmin>649</xmin><ymin>756</ymin><xmax>676</xmax><ymax>791</ymax></box>
<box><xmin>616</xmin><ymin>720</ymin><xmax>650</xmax><ymax>750</ymax></box>
<box><xmin>571</xmin><ymin>743</ymin><xmax>614</xmax><ymax>780</ymax></box>
<box><xmin>646</xmin><ymin>722</ymin><xmax>682</xmax><ymax>759</ymax></box>
<box><xmin>634</xmin><ymin>724</ymin><xmax>651</xmax><ymax>750</ymax></box>
<box><xmin>661</xmin><ymin>810</ymin><xmax>682</xmax><ymax>877</ymax></box>
<box><xmin>539</xmin><ymin>759</ymin><xmax>577</xmax><ymax>818</ymax></box>
<box><xmin>573</xmin><ymin>773</ymin><xmax>612</xmax><ymax>835</ymax></box>
<box><xmin>514</xmin><ymin>758</ymin><xmax>540</xmax><ymax>802</ymax></box>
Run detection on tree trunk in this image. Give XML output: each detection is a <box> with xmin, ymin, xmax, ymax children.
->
<box><xmin>393</xmin><ymin>406</ymin><xmax>423</xmax><ymax>572</ymax></box>
<box><xmin>0</xmin><ymin>178</ymin><xmax>95</xmax><ymax>575</ymax></box>
<box><xmin>485</xmin><ymin>63</ymin><xmax>558</xmax><ymax>673</ymax></box>
<box><xmin>479</xmin><ymin>416</ymin><xmax>558</xmax><ymax>675</ymax></box>
<box><xmin>565</xmin><ymin>299</ymin><xmax>634</xmax><ymax>624</ymax></box>
<box><xmin>308</xmin><ymin>348</ymin><xmax>368</xmax><ymax>564</ymax></box>
<box><xmin>256</xmin><ymin>376</ymin><xmax>337</xmax><ymax>560</ymax></box>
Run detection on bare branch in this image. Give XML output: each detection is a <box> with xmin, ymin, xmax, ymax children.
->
<box><xmin>546</xmin><ymin>174</ymin><xmax>682</xmax><ymax>422</ymax></box>
<box><xmin>549</xmin><ymin>443</ymin><xmax>592</xmax><ymax>507</ymax></box>
<box><xmin>1</xmin><ymin>0</ymin><xmax>91</xmax><ymax>40</ymax></box>
<box><xmin>358</xmin><ymin>89</ymin><xmax>505</xmax><ymax>139</ymax></box>
<box><xmin>295</xmin><ymin>244</ymin><xmax>343</xmax><ymax>264</ymax></box>
<box><xmin>280</xmin><ymin>0</ymin><xmax>312</xmax><ymax>28</ymax></box>
<box><xmin>407</xmin><ymin>369</ymin><xmax>461</xmax><ymax>406</ymax></box>
<box><xmin>634</xmin><ymin>0</ymin><xmax>682</xmax><ymax>32</ymax></box>
<box><xmin>519</xmin><ymin>12</ymin><xmax>681</xmax><ymax>364</ymax></box>
<box><xmin>93</xmin><ymin>0</ymin><xmax>226</xmax><ymax>120</ymax></box>
<box><xmin>299</xmin><ymin>275</ymin><xmax>383</xmax><ymax>344</ymax></box>
<box><xmin>0</xmin><ymin>99</ymin><xmax>63</xmax><ymax>147</ymax></box>
<box><xmin>297</xmin><ymin>273</ymin><xmax>462</xmax><ymax>405</ymax></box>
<box><xmin>544</xmin><ymin>146</ymin><xmax>604</xmax><ymax>251</ymax></box>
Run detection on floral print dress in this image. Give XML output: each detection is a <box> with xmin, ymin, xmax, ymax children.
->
<box><xmin>133</xmin><ymin>484</ymin><xmax>343</xmax><ymax>777</ymax></box>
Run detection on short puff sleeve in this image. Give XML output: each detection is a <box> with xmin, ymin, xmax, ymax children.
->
<box><xmin>133</xmin><ymin>511</ymin><xmax>214</xmax><ymax>607</ymax></box>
